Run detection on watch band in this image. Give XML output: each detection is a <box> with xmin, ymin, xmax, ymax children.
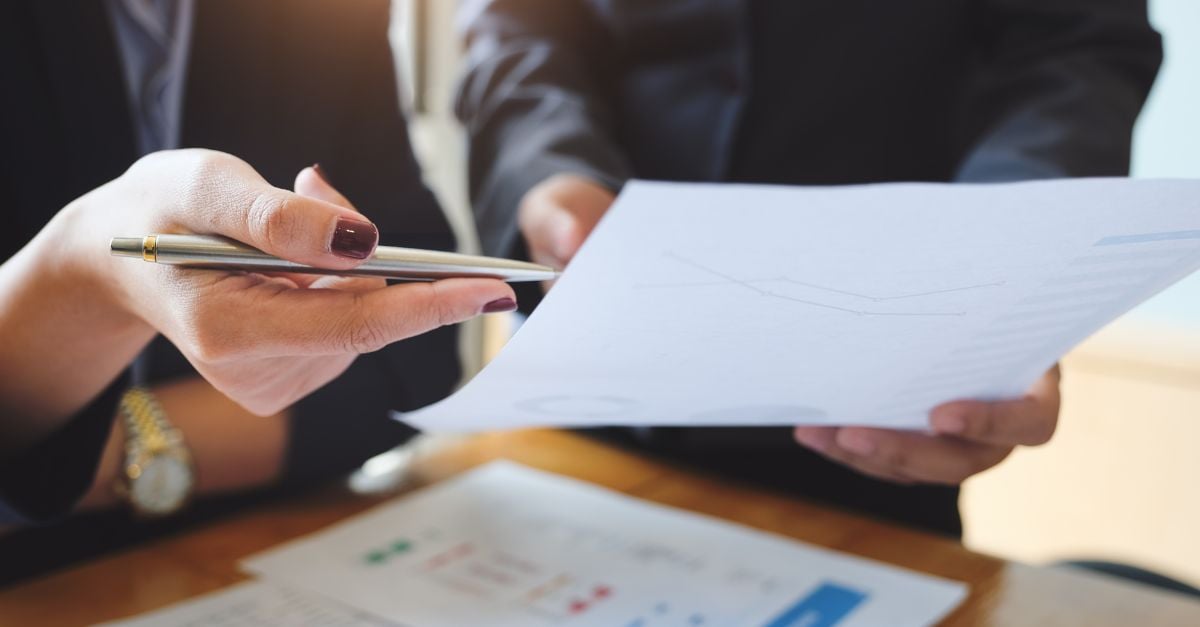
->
<box><xmin>121</xmin><ymin>387</ymin><xmax>176</xmax><ymax>455</ymax></box>
<box><xmin>117</xmin><ymin>387</ymin><xmax>195</xmax><ymax>516</ymax></box>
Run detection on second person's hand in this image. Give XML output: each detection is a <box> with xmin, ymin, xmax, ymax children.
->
<box><xmin>792</xmin><ymin>367</ymin><xmax>1062</xmax><ymax>485</ymax></box>
<box><xmin>518</xmin><ymin>173</ymin><xmax>616</xmax><ymax>278</ymax></box>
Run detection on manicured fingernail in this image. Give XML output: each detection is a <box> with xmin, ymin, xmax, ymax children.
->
<box><xmin>331</xmin><ymin>218</ymin><xmax>378</xmax><ymax>259</ymax></box>
<box><xmin>482</xmin><ymin>297</ymin><xmax>518</xmax><ymax>314</ymax></box>
<box><xmin>837</xmin><ymin>430</ymin><xmax>877</xmax><ymax>456</ymax></box>
<box><xmin>312</xmin><ymin>163</ymin><xmax>333</xmax><ymax>186</ymax></box>
<box><xmin>931</xmin><ymin>410</ymin><xmax>966</xmax><ymax>435</ymax></box>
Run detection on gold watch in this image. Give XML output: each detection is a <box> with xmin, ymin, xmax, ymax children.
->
<box><xmin>115</xmin><ymin>387</ymin><xmax>196</xmax><ymax>517</ymax></box>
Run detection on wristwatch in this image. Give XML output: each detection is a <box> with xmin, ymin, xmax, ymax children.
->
<box><xmin>115</xmin><ymin>387</ymin><xmax>196</xmax><ymax>517</ymax></box>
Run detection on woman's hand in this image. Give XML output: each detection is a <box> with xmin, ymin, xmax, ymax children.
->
<box><xmin>85</xmin><ymin>150</ymin><xmax>517</xmax><ymax>416</ymax></box>
<box><xmin>1</xmin><ymin>150</ymin><xmax>514</xmax><ymax>441</ymax></box>
<box><xmin>793</xmin><ymin>367</ymin><xmax>1061</xmax><ymax>485</ymax></box>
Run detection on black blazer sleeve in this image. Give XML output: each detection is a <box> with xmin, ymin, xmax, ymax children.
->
<box><xmin>456</xmin><ymin>0</ymin><xmax>633</xmax><ymax>257</ymax></box>
<box><xmin>955</xmin><ymin>0</ymin><xmax>1162</xmax><ymax>181</ymax></box>
<box><xmin>0</xmin><ymin>374</ymin><xmax>127</xmax><ymax>525</ymax></box>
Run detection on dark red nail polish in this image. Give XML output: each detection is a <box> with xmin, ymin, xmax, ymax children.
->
<box><xmin>482</xmin><ymin>297</ymin><xmax>518</xmax><ymax>314</ymax></box>
<box><xmin>312</xmin><ymin>163</ymin><xmax>333</xmax><ymax>185</ymax></box>
<box><xmin>331</xmin><ymin>218</ymin><xmax>378</xmax><ymax>259</ymax></box>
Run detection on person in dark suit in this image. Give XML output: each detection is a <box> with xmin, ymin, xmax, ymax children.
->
<box><xmin>0</xmin><ymin>0</ymin><xmax>516</xmax><ymax>583</ymax></box>
<box><xmin>456</xmin><ymin>0</ymin><xmax>1163</xmax><ymax>535</ymax></box>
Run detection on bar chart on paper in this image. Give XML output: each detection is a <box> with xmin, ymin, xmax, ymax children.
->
<box><xmin>242</xmin><ymin>462</ymin><xmax>965</xmax><ymax>626</ymax></box>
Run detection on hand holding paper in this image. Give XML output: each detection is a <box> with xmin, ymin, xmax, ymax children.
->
<box><xmin>405</xmin><ymin>179</ymin><xmax>1200</xmax><ymax>484</ymax></box>
<box><xmin>794</xmin><ymin>366</ymin><xmax>1061</xmax><ymax>484</ymax></box>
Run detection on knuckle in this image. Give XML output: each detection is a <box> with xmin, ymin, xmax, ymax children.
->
<box><xmin>176</xmin><ymin>151</ymin><xmax>244</xmax><ymax>227</ymax></box>
<box><xmin>337</xmin><ymin>296</ymin><xmax>393</xmax><ymax>353</ymax></box>
<box><xmin>429</xmin><ymin>282</ymin><xmax>457</xmax><ymax>328</ymax></box>
<box><xmin>879</xmin><ymin>445</ymin><xmax>910</xmax><ymax>471</ymax></box>
<box><xmin>247</xmin><ymin>191</ymin><xmax>300</xmax><ymax>251</ymax></box>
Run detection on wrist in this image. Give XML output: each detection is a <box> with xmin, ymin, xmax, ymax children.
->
<box><xmin>48</xmin><ymin>197</ymin><xmax>155</xmax><ymax>342</ymax></box>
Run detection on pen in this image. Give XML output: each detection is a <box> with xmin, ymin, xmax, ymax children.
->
<box><xmin>110</xmin><ymin>234</ymin><xmax>559</xmax><ymax>283</ymax></box>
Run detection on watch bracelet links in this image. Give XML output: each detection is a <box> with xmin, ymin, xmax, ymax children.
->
<box><xmin>120</xmin><ymin>387</ymin><xmax>178</xmax><ymax>456</ymax></box>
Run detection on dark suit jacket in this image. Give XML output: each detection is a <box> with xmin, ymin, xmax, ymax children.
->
<box><xmin>456</xmin><ymin>0</ymin><xmax>1162</xmax><ymax>535</ymax></box>
<box><xmin>0</xmin><ymin>0</ymin><xmax>456</xmax><ymax>580</ymax></box>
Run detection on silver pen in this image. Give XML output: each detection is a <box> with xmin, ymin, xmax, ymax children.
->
<box><xmin>110</xmin><ymin>234</ymin><xmax>558</xmax><ymax>282</ymax></box>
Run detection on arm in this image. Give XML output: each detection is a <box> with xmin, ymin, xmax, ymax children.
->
<box><xmin>78</xmin><ymin>377</ymin><xmax>288</xmax><ymax>510</ymax></box>
<box><xmin>955</xmin><ymin>0</ymin><xmax>1162</xmax><ymax>181</ymax></box>
<box><xmin>456</xmin><ymin>0</ymin><xmax>631</xmax><ymax>259</ymax></box>
<box><xmin>791</xmin><ymin>2</ymin><xmax>1162</xmax><ymax>486</ymax></box>
<box><xmin>80</xmin><ymin>166</ymin><xmax>431</xmax><ymax>512</ymax></box>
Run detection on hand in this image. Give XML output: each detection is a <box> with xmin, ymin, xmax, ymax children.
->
<box><xmin>518</xmin><ymin>173</ymin><xmax>616</xmax><ymax>273</ymax></box>
<box><xmin>60</xmin><ymin>150</ymin><xmax>515</xmax><ymax>416</ymax></box>
<box><xmin>792</xmin><ymin>367</ymin><xmax>1061</xmax><ymax>485</ymax></box>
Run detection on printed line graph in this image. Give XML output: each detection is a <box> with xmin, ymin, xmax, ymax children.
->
<box><xmin>635</xmin><ymin>252</ymin><xmax>1006</xmax><ymax>317</ymax></box>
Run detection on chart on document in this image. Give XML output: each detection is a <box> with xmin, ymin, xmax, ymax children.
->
<box><xmin>243</xmin><ymin>462</ymin><xmax>966</xmax><ymax>626</ymax></box>
<box><xmin>404</xmin><ymin>178</ymin><xmax>1200</xmax><ymax>431</ymax></box>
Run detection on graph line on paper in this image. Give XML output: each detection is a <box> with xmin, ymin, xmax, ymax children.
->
<box><xmin>639</xmin><ymin>252</ymin><xmax>989</xmax><ymax>317</ymax></box>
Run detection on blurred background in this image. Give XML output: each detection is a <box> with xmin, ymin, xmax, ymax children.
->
<box><xmin>390</xmin><ymin>0</ymin><xmax>1200</xmax><ymax>587</ymax></box>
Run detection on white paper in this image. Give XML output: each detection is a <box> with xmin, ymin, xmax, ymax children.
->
<box><xmin>97</xmin><ymin>581</ymin><xmax>389</xmax><ymax>627</ymax></box>
<box><xmin>404</xmin><ymin>178</ymin><xmax>1200</xmax><ymax>431</ymax></box>
<box><xmin>244</xmin><ymin>461</ymin><xmax>966</xmax><ymax>626</ymax></box>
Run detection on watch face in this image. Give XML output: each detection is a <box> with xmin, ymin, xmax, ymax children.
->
<box><xmin>131</xmin><ymin>455</ymin><xmax>194</xmax><ymax>515</ymax></box>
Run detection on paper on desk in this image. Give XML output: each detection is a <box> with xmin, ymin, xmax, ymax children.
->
<box><xmin>97</xmin><ymin>580</ymin><xmax>388</xmax><ymax>627</ymax></box>
<box><xmin>402</xmin><ymin>178</ymin><xmax>1200</xmax><ymax>431</ymax></box>
<box><xmin>244</xmin><ymin>461</ymin><xmax>966</xmax><ymax>626</ymax></box>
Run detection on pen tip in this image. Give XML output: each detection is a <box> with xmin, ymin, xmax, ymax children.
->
<box><xmin>110</xmin><ymin>237</ymin><xmax>144</xmax><ymax>258</ymax></box>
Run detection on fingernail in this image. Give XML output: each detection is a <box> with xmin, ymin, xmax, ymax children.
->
<box><xmin>482</xmin><ymin>297</ymin><xmax>518</xmax><ymax>314</ymax></box>
<box><xmin>931</xmin><ymin>409</ymin><xmax>966</xmax><ymax>435</ymax></box>
<box><xmin>312</xmin><ymin>163</ymin><xmax>333</xmax><ymax>186</ymax></box>
<box><xmin>837</xmin><ymin>430</ymin><xmax>877</xmax><ymax>456</ymax></box>
<box><xmin>331</xmin><ymin>218</ymin><xmax>378</xmax><ymax>259</ymax></box>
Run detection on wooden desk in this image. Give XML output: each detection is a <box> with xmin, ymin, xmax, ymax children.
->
<box><xmin>1</xmin><ymin>430</ymin><xmax>1197</xmax><ymax>626</ymax></box>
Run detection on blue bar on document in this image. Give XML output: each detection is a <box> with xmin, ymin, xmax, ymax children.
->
<box><xmin>762</xmin><ymin>582</ymin><xmax>867</xmax><ymax>627</ymax></box>
<box><xmin>1094</xmin><ymin>230</ymin><xmax>1200</xmax><ymax>246</ymax></box>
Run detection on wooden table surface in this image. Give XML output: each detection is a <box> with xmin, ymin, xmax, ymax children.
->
<box><xmin>1</xmin><ymin>429</ymin><xmax>1198</xmax><ymax>626</ymax></box>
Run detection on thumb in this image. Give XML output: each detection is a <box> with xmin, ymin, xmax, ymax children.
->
<box><xmin>151</xmin><ymin>150</ymin><xmax>378</xmax><ymax>270</ymax></box>
<box><xmin>548</xmin><ymin>208</ymin><xmax>588</xmax><ymax>264</ymax></box>
<box><xmin>223</xmin><ymin>186</ymin><xmax>379</xmax><ymax>271</ymax></box>
<box><xmin>522</xmin><ymin>202</ymin><xmax>585</xmax><ymax>269</ymax></box>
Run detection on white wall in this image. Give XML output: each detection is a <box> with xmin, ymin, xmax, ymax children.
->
<box><xmin>1132</xmin><ymin>0</ymin><xmax>1200</xmax><ymax>180</ymax></box>
<box><xmin>1125</xmin><ymin>0</ymin><xmax>1200</xmax><ymax>330</ymax></box>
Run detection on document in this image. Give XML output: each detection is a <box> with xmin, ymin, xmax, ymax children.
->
<box><xmin>403</xmin><ymin>178</ymin><xmax>1200</xmax><ymax>431</ymax></box>
<box><xmin>244</xmin><ymin>461</ymin><xmax>966</xmax><ymax>626</ymax></box>
<box><xmin>98</xmin><ymin>581</ymin><xmax>388</xmax><ymax>626</ymax></box>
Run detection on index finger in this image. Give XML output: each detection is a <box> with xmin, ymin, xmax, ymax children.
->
<box><xmin>192</xmin><ymin>277</ymin><xmax>516</xmax><ymax>360</ymax></box>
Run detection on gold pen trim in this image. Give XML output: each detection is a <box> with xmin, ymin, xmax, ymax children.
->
<box><xmin>142</xmin><ymin>235</ymin><xmax>157</xmax><ymax>262</ymax></box>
